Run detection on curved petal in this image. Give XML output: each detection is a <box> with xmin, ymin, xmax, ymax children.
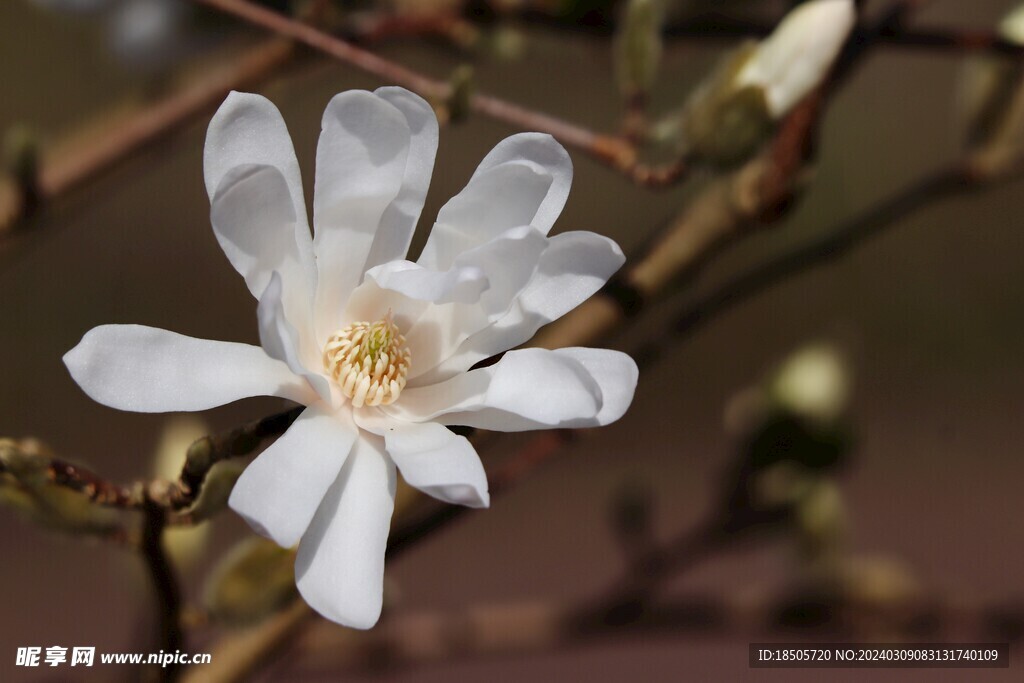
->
<box><xmin>229</xmin><ymin>404</ymin><xmax>357</xmax><ymax>548</ymax></box>
<box><xmin>204</xmin><ymin>92</ymin><xmax>315</xmax><ymax>298</ymax></box>
<box><xmin>295</xmin><ymin>435</ymin><xmax>396</xmax><ymax>629</ymax></box>
<box><xmin>417</xmin><ymin>161</ymin><xmax>553</xmax><ymax>271</ymax></box>
<box><xmin>211</xmin><ymin>164</ymin><xmax>317</xmax><ymax>348</ymax></box>
<box><xmin>405</xmin><ymin>226</ymin><xmax>548</xmax><ymax>381</ymax></box>
<box><xmin>415</xmin><ymin>231</ymin><xmax>625</xmax><ymax>385</ymax></box>
<box><xmin>386</xmin><ymin>347</ymin><xmax>637</xmax><ymax>431</ymax></box>
<box><xmin>361</xmin><ymin>87</ymin><xmax>439</xmax><ymax>269</ymax></box>
<box><xmin>416</xmin><ymin>132</ymin><xmax>573</xmax><ymax>272</ymax></box>
<box><xmin>355</xmin><ymin>412</ymin><xmax>489</xmax><ymax>508</ymax></box>
<box><xmin>363</xmin><ymin>259</ymin><xmax>488</xmax><ymax>306</ymax></box>
<box><xmin>554</xmin><ymin>347</ymin><xmax>638</xmax><ymax>426</ymax></box>
<box><xmin>258</xmin><ymin>273</ymin><xmax>331</xmax><ymax>402</ymax></box>
<box><xmin>462</xmin><ymin>132</ymin><xmax>572</xmax><ymax>234</ymax></box>
<box><xmin>64</xmin><ymin>325</ymin><xmax>315</xmax><ymax>412</ymax></box>
<box><xmin>313</xmin><ymin>91</ymin><xmax>412</xmax><ymax>339</ymax></box>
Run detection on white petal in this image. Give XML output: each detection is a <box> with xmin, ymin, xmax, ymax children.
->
<box><xmin>229</xmin><ymin>405</ymin><xmax>357</xmax><ymax>547</ymax></box>
<box><xmin>295</xmin><ymin>435</ymin><xmax>396</xmax><ymax>629</ymax></box>
<box><xmin>204</xmin><ymin>92</ymin><xmax>315</xmax><ymax>297</ymax></box>
<box><xmin>361</xmin><ymin>87</ymin><xmax>439</xmax><ymax>269</ymax></box>
<box><xmin>363</xmin><ymin>259</ymin><xmax>488</xmax><ymax>306</ymax></box>
<box><xmin>416</xmin><ymin>132</ymin><xmax>570</xmax><ymax>272</ymax></box>
<box><xmin>355</xmin><ymin>413</ymin><xmax>489</xmax><ymax>508</ymax></box>
<box><xmin>416</xmin><ymin>231</ymin><xmax>625</xmax><ymax>384</ymax></box>
<box><xmin>64</xmin><ymin>325</ymin><xmax>315</xmax><ymax>412</ymax></box>
<box><xmin>405</xmin><ymin>226</ymin><xmax>548</xmax><ymax>380</ymax></box>
<box><xmin>417</xmin><ymin>161</ymin><xmax>552</xmax><ymax>271</ymax></box>
<box><xmin>258</xmin><ymin>273</ymin><xmax>332</xmax><ymax>402</ymax></box>
<box><xmin>313</xmin><ymin>91</ymin><xmax>412</xmax><ymax>339</ymax></box>
<box><xmin>387</xmin><ymin>347</ymin><xmax>636</xmax><ymax>431</ymax></box>
<box><xmin>553</xmin><ymin>348</ymin><xmax>639</xmax><ymax>426</ymax></box>
<box><xmin>735</xmin><ymin>0</ymin><xmax>855</xmax><ymax>117</ymax></box>
<box><xmin>211</xmin><ymin>164</ymin><xmax>317</xmax><ymax>350</ymax></box>
<box><xmin>466</xmin><ymin>132</ymin><xmax>573</xmax><ymax>234</ymax></box>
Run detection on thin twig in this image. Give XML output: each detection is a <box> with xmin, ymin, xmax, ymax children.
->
<box><xmin>162</xmin><ymin>406</ymin><xmax>304</xmax><ymax>512</ymax></box>
<box><xmin>0</xmin><ymin>38</ymin><xmax>297</xmax><ymax>239</ymax></box>
<box><xmin>527</xmin><ymin>0</ymin><xmax>927</xmax><ymax>351</ymax></box>
<box><xmin>189</xmin><ymin>0</ymin><xmax>687</xmax><ymax>187</ymax></box>
<box><xmin>665</xmin><ymin>17</ymin><xmax>1024</xmax><ymax>59</ymax></box>
<box><xmin>46</xmin><ymin>457</ymin><xmax>136</xmax><ymax>507</ymax></box>
<box><xmin>643</xmin><ymin>160</ymin><xmax>1021</xmax><ymax>356</ymax></box>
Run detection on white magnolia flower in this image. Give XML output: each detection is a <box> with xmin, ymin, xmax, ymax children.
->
<box><xmin>64</xmin><ymin>87</ymin><xmax>638</xmax><ymax>628</ymax></box>
<box><xmin>735</xmin><ymin>0</ymin><xmax>856</xmax><ymax>118</ymax></box>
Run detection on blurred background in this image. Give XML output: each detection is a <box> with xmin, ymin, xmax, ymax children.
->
<box><xmin>1</xmin><ymin>0</ymin><xmax>1023</xmax><ymax>681</ymax></box>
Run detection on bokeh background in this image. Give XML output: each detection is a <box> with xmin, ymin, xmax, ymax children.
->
<box><xmin>1</xmin><ymin>0</ymin><xmax>1022</xmax><ymax>680</ymax></box>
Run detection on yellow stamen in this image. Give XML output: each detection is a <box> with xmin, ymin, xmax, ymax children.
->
<box><xmin>323</xmin><ymin>312</ymin><xmax>411</xmax><ymax>408</ymax></box>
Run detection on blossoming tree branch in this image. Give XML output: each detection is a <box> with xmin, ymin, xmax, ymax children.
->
<box><xmin>4</xmin><ymin>0</ymin><xmax>1024</xmax><ymax>681</ymax></box>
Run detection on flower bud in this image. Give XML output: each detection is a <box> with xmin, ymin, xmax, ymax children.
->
<box><xmin>3</xmin><ymin>125</ymin><xmax>40</xmax><ymax>208</ymax></box>
<box><xmin>614</xmin><ymin>0</ymin><xmax>664</xmax><ymax>99</ymax></box>
<box><xmin>1001</xmin><ymin>4</ymin><xmax>1024</xmax><ymax>43</ymax></box>
<box><xmin>0</xmin><ymin>438</ymin><xmax>122</xmax><ymax>537</ymax></box>
<box><xmin>769</xmin><ymin>343</ymin><xmax>850</xmax><ymax>425</ymax></box>
<box><xmin>681</xmin><ymin>0</ymin><xmax>856</xmax><ymax>167</ymax></box>
<box><xmin>446</xmin><ymin>64</ymin><xmax>475</xmax><ymax>123</ymax></box>
<box><xmin>204</xmin><ymin>537</ymin><xmax>298</xmax><ymax>626</ymax></box>
<box><xmin>735</xmin><ymin>0</ymin><xmax>855</xmax><ymax>118</ymax></box>
<box><xmin>682</xmin><ymin>42</ymin><xmax>776</xmax><ymax>166</ymax></box>
<box><xmin>960</xmin><ymin>4</ymin><xmax>1024</xmax><ymax>177</ymax></box>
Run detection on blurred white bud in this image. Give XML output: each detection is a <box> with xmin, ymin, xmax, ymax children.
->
<box><xmin>735</xmin><ymin>0</ymin><xmax>856</xmax><ymax>118</ymax></box>
<box><xmin>108</xmin><ymin>0</ymin><xmax>187</xmax><ymax>67</ymax></box>
<box><xmin>999</xmin><ymin>4</ymin><xmax>1024</xmax><ymax>44</ymax></box>
<box><xmin>770</xmin><ymin>343</ymin><xmax>850</xmax><ymax>424</ymax></box>
<box><xmin>840</xmin><ymin>556</ymin><xmax>920</xmax><ymax>608</ymax></box>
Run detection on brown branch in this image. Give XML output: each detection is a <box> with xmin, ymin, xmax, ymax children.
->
<box><xmin>639</xmin><ymin>157</ymin><xmax>1023</xmax><ymax>359</ymax></box>
<box><xmin>663</xmin><ymin>17</ymin><xmax>1024</xmax><ymax>59</ymax></box>
<box><xmin>509</xmin><ymin>0</ymin><xmax>1024</xmax><ymax>60</ymax></box>
<box><xmin>527</xmin><ymin>92</ymin><xmax>823</xmax><ymax>351</ymax></box>
<box><xmin>527</xmin><ymin>0</ymin><xmax>927</xmax><ymax>351</ymax></box>
<box><xmin>161</xmin><ymin>406</ymin><xmax>303</xmax><ymax>512</ymax></box>
<box><xmin>141</xmin><ymin>495</ymin><xmax>184</xmax><ymax>683</ymax></box>
<box><xmin>46</xmin><ymin>456</ymin><xmax>137</xmax><ymax>508</ymax></box>
<box><xmin>0</xmin><ymin>37</ymin><xmax>297</xmax><ymax>240</ymax></box>
<box><xmin>189</xmin><ymin>0</ymin><xmax>687</xmax><ymax>187</ymax></box>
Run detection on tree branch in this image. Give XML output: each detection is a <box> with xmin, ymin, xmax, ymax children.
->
<box><xmin>189</xmin><ymin>0</ymin><xmax>687</xmax><ymax>187</ymax></box>
<box><xmin>0</xmin><ymin>37</ymin><xmax>297</xmax><ymax>240</ymax></box>
<box><xmin>141</xmin><ymin>495</ymin><xmax>184</xmax><ymax>683</ymax></box>
<box><xmin>642</xmin><ymin>158</ymin><xmax>1022</xmax><ymax>359</ymax></box>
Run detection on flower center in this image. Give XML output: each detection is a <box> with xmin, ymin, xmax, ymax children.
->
<box><xmin>322</xmin><ymin>312</ymin><xmax>411</xmax><ymax>408</ymax></box>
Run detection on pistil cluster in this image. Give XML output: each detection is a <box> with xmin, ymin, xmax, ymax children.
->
<box><xmin>323</xmin><ymin>313</ymin><xmax>411</xmax><ymax>408</ymax></box>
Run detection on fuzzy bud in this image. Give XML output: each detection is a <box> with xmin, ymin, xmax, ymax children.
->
<box><xmin>769</xmin><ymin>343</ymin><xmax>850</xmax><ymax>425</ymax></box>
<box><xmin>614</xmin><ymin>0</ymin><xmax>664</xmax><ymax>99</ymax></box>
